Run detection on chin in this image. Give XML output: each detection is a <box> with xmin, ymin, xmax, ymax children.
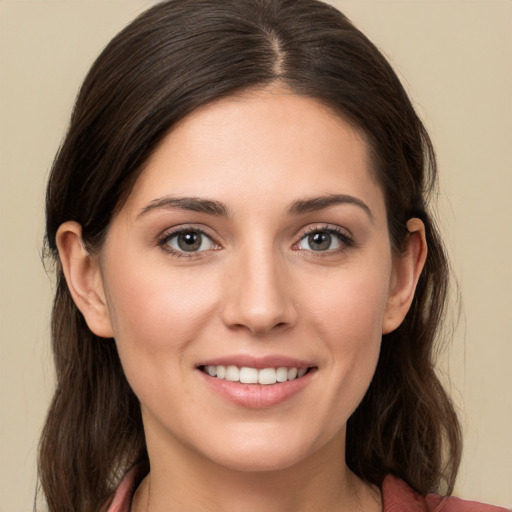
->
<box><xmin>196</xmin><ymin>428</ymin><xmax>326</xmax><ymax>474</ymax></box>
<box><xmin>207</xmin><ymin>447</ymin><xmax>308</xmax><ymax>474</ymax></box>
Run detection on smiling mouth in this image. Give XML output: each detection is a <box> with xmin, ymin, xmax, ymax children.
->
<box><xmin>199</xmin><ymin>365</ymin><xmax>314</xmax><ymax>385</ymax></box>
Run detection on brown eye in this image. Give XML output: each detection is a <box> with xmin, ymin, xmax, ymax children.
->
<box><xmin>308</xmin><ymin>232</ymin><xmax>332</xmax><ymax>251</ymax></box>
<box><xmin>165</xmin><ymin>230</ymin><xmax>215</xmax><ymax>253</ymax></box>
<box><xmin>296</xmin><ymin>228</ymin><xmax>352</xmax><ymax>253</ymax></box>
<box><xmin>298</xmin><ymin>230</ymin><xmax>340</xmax><ymax>252</ymax></box>
<box><xmin>177</xmin><ymin>232</ymin><xmax>202</xmax><ymax>251</ymax></box>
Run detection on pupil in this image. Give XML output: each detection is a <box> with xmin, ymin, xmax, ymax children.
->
<box><xmin>309</xmin><ymin>232</ymin><xmax>331</xmax><ymax>251</ymax></box>
<box><xmin>178</xmin><ymin>232</ymin><xmax>201</xmax><ymax>251</ymax></box>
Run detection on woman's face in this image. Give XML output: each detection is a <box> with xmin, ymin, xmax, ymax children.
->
<box><xmin>95</xmin><ymin>88</ymin><xmax>403</xmax><ymax>473</ymax></box>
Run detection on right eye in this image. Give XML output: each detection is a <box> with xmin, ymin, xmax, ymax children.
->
<box><xmin>159</xmin><ymin>228</ymin><xmax>218</xmax><ymax>255</ymax></box>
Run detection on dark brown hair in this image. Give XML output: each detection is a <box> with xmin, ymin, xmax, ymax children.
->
<box><xmin>40</xmin><ymin>1</ymin><xmax>461</xmax><ymax>511</ymax></box>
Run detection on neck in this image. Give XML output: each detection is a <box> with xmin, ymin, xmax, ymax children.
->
<box><xmin>132</xmin><ymin>432</ymin><xmax>381</xmax><ymax>512</ymax></box>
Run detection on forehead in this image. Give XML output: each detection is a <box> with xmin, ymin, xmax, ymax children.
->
<box><xmin>121</xmin><ymin>88</ymin><xmax>385</xmax><ymax>221</ymax></box>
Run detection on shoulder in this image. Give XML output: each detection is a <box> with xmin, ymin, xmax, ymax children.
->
<box><xmin>382</xmin><ymin>475</ymin><xmax>510</xmax><ymax>512</ymax></box>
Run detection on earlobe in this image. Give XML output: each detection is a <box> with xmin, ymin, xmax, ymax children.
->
<box><xmin>56</xmin><ymin>221</ymin><xmax>114</xmax><ymax>338</ymax></box>
<box><xmin>382</xmin><ymin>218</ymin><xmax>427</xmax><ymax>334</ymax></box>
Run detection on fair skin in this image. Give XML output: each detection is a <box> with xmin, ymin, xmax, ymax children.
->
<box><xmin>57</xmin><ymin>88</ymin><xmax>426</xmax><ymax>512</ymax></box>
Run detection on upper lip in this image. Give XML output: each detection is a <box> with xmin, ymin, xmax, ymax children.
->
<box><xmin>196</xmin><ymin>354</ymin><xmax>316</xmax><ymax>370</ymax></box>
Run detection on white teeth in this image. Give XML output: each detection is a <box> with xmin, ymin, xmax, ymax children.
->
<box><xmin>216</xmin><ymin>365</ymin><xmax>226</xmax><ymax>379</ymax></box>
<box><xmin>287</xmin><ymin>367</ymin><xmax>298</xmax><ymax>380</ymax></box>
<box><xmin>258</xmin><ymin>367</ymin><xmax>277</xmax><ymax>385</ymax></box>
<box><xmin>276</xmin><ymin>367</ymin><xmax>288</xmax><ymax>382</ymax></box>
<box><xmin>239</xmin><ymin>367</ymin><xmax>258</xmax><ymax>384</ymax></box>
<box><xmin>203</xmin><ymin>365</ymin><xmax>309</xmax><ymax>384</ymax></box>
<box><xmin>225</xmin><ymin>365</ymin><xmax>239</xmax><ymax>382</ymax></box>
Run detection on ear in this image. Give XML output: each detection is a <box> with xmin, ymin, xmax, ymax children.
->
<box><xmin>382</xmin><ymin>218</ymin><xmax>427</xmax><ymax>334</ymax></box>
<box><xmin>56</xmin><ymin>221</ymin><xmax>114</xmax><ymax>338</ymax></box>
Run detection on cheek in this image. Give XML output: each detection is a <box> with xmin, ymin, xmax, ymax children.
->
<box><xmin>305</xmin><ymin>266</ymin><xmax>390</xmax><ymax>413</ymax></box>
<box><xmin>102</xmin><ymin>264</ymin><xmax>218</xmax><ymax>388</ymax></box>
<box><xmin>321</xmin><ymin>290</ymin><xmax>384</xmax><ymax>381</ymax></box>
<box><xmin>106</xmin><ymin>262</ymin><xmax>214</xmax><ymax>336</ymax></box>
<box><xmin>308</xmin><ymin>263</ymin><xmax>391</xmax><ymax>342</ymax></box>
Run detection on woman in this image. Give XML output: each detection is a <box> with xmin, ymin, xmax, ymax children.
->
<box><xmin>39</xmin><ymin>1</ymin><xmax>508</xmax><ymax>511</ymax></box>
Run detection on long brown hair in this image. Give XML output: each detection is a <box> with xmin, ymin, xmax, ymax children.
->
<box><xmin>40</xmin><ymin>1</ymin><xmax>461</xmax><ymax>510</ymax></box>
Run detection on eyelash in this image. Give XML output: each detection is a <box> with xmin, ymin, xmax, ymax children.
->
<box><xmin>294</xmin><ymin>225</ymin><xmax>355</xmax><ymax>254</ymax></box>
<box><xmin>157</xmin><ymin>226</ymin><xmax>219</xmax><ymax>258</ymax></box>
<box><xmin>156</xmin><ymin>224</ymin><xmax>355</xmax><ymax>258</ymax></box>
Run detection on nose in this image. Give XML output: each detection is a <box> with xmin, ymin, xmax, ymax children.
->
<box><xmin>220</xmin><ymin>245</ymin><xmax>298</xmax><ymax>337</ymax></box>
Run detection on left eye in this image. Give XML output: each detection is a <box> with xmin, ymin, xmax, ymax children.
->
<box><xmin>296</xmin><ymin>230</ymin><xmax>344</xmax><ymax>252</ymax></box>
<box><xmin>165</xmin><ymin>230</ymin><xmax>215</xmax><ymax>253</ymax></box>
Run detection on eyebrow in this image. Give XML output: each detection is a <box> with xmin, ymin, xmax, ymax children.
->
<box><xmin>138</xmin><ymin>193</ymin><xmax>372</xmax><ymax>220</ymax></box>
<box><xmin>287</xmin><ymin>194</ymin><xmax>373</xmax><ymax>220</ymax></box>
<box><xmin>138</xmin><ymin>196</ymin><xmax>229</xmax><ymax>218</ymax></box>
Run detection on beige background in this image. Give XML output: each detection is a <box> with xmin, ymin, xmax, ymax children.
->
<box><xmin>1</xmin><ymin>1</ymin><xmax>511</xmax><ymax>510</ymax></box>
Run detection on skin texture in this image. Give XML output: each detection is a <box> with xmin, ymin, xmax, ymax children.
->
<box><xmin>57</xmin><ymin>88</ymin><xmax>426</xmax><ymax>512</ymax></box>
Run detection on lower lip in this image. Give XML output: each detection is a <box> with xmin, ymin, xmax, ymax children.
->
<box><xmin>198</xmin><ymin>368</ymin><xmax>316</xmax><ymax>409</ymax></box>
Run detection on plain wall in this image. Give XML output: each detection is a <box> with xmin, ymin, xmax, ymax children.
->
<box><xmin>1</xmin><ymin>1</ymin><xmax>510</xmax><ymax>510</ymax></box>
